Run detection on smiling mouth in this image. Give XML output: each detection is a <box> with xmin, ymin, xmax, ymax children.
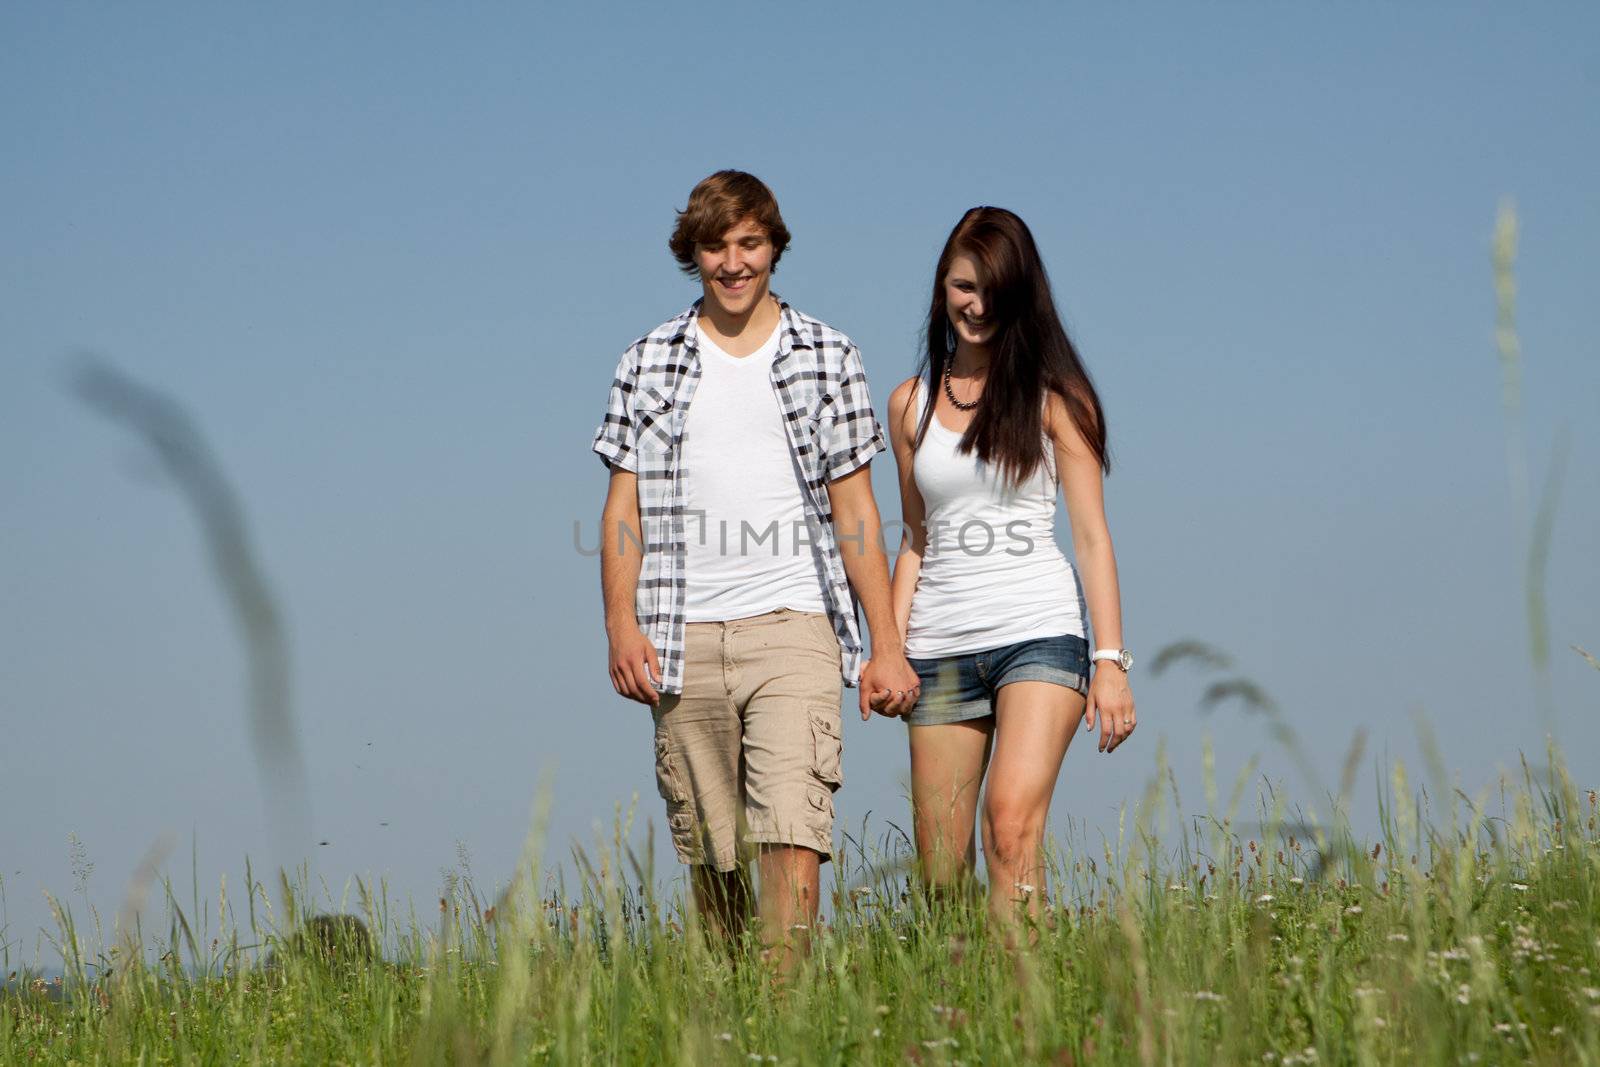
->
<box><xmin>718</xmin><ymin>276</ymin><xmax>754</xmax><ymax>290</ymax></box>
<box><xmin>963</xmin><ymin>314</ymin><xmax>989</xmax><ymax>330</ymax></box>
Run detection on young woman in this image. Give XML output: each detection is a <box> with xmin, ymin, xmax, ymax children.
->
<box><xmin>885</xmin><ymin>207</ymin><xmax>1136</xmax><ymax>927</ymax></box>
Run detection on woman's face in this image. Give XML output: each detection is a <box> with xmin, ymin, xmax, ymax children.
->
<box><xmin>943</xmin><ymin>254</ymin><xmax>998</xmax><ymax>348</ymax></box>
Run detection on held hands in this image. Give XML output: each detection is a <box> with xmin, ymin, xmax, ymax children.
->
<box><xmin>860</xmin><ymin>653</ymin><xmax>921</xmax><ymax>721</ymax></box>
<box><xmin>608</xmin><ymin>625</ymin><xmax>662</xmax><ymax>708</ymax></box>
<box><xmin>1084</xmin><ymin>663</ymin><xmax>1136</xmax><ymax>753</ymax></box>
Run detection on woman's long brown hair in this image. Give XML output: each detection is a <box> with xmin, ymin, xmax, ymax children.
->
<box><xmin>916</xmin><ymin>206</ymin><xmax>1109</xmax><ymax>484</ymax></box>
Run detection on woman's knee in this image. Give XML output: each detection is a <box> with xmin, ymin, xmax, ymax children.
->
<box><xmin>982</xmin><ymin>799</ymin><xmax>1043</xmax><ymax>865</ymax></box>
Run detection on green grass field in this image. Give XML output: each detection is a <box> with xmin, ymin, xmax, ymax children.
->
<box><xmin>5</xmin><ymin>738</ymin><xmax>1598</xmax><ymax>1066</ymax></box>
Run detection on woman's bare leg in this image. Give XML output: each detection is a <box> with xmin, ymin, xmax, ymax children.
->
<box><xmin>908</xmin><ymin>719</ymin><xmax>993</xmax><ymax>895</ymax></box>
<box><xmin>982</xmin><ymin>682</ymin><xmax>1085</xmax><ymax>929</ymax></box>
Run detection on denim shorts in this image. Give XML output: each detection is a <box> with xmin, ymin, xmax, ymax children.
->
<box><xmin>905</xmin><ymin>634</ymin><xmax>1089</xmax><ymax>727</ymax></box>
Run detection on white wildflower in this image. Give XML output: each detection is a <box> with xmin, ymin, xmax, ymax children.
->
<box><xmin>1456</xmin><ymin>983</ymin><xmax>1471</xmax><ymax>1005</ymax></box>
<box><xmin>716</xmin><ymin>1033</ymin><xmax>733</xmax><ymax>1042</ymax></box>
<box><xmin>1509</xmin><ymin>882</ymin><xmax>1529</xmax><ymax>892</ymax></box>
<box><xmin>1387</xmin><ymin>932</ymin><xmax>1409</xmax><ymax>942</ymax></box>
<box><xmin>1256</xmin><ymin>893</ymin><xmax>1275</xmax><ymax>904</ymax></box>
<box><xmin>1344</xmin><ymin>905</ymin><xmax>1363</xmax><ymax>915</ymax></box>
<box><xmin>1191</xmin><ymin>990</ymin><xmax>1224</xmax><ymax>1002</ymax></box>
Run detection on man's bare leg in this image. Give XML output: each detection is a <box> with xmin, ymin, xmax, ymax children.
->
<box><xmin>756</xmin><ymin>845</ymin><xmax>820</xmax><ymax>977</ymax></box>
<box><xmin>691</xmin><ymin>865</ymin><xmax>752</xmax><ymax>947</ymax></box>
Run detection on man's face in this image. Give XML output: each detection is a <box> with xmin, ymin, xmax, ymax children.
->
<box><xmin>695</xmin><ymin>217</ymin><xmax>774</xmax><ymax>318</ymax></box>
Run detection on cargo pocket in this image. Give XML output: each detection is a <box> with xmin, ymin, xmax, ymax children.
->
<box><xmin>653</xmin><ymin>734</ymin><xmax>687</xmax><ymax>804</ymax></box>
<box><xmin>809</xmin><ymin>705</ymin><xmax>843</xmax><ymax>791</ymax></box>
<box><xmin>807</xmin><ymin>786</ymin><xmax>834</xmax><ymax>819</ymax></box>
<box><xmin>653</xmin><ymin>734</ymin><xmax>699</xmax><ymax>860</ymax></box>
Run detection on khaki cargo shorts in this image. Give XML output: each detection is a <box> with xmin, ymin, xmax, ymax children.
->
<box><xmin>651</xmin><ymin>608</ymin><xmax>844</xmax><ymax>872</ymax></box>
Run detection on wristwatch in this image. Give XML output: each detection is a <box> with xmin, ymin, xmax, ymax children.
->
<box><xmin>1091</xmin><ymin>648</ymin><xmax>1134</xmax><ymax>672</ymax></box>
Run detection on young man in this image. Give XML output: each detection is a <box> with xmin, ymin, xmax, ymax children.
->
<box><xmin>592</xmin><ymin>170</ymin><xmax>919</xmax><ymax>963</ymax></box>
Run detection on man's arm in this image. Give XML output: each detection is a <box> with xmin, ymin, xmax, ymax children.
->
<box><xmin>827</xmin><ymin>465</ymin><xmax>921</xmax><ymax>720</ymax></box>
<box><xmin>600</xmin><ymin>468</ymin><xmax>661</xmax><ymax>706</ymax></box>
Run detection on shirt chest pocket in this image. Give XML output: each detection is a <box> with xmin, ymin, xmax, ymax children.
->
<box><xmin>805</xmin><ymin>390</ymin><xmax>837</xmax><ymax>451</ymax></box>
<box><xmin>632</xmin><ymin>386</ymin><xmax>676</xmax><ymax>452</ymax></box>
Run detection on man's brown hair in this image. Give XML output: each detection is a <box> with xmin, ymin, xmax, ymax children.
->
<box><xmin>668</xmin><ymin>170</ymin><xmax>791</xmax><ymax>277</ymax></box>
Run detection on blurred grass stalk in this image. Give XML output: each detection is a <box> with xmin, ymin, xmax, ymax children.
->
<box><xmin>72</xmin><ymin>357</ymin><xmax>311</xmax><ymax>877</ymax></box>
<box><xmin>1493</xmin><ymin>200</ymin><xmax>1568</xmax><ymax>733</ymax></box>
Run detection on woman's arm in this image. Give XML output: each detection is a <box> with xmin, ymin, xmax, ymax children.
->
<box><xmin>885</xmin><ymin>377</ymin><xmax>929</xmax><ymax>712</ymax></box>
<box><xmin>1049</xmin><ymin>392</ymin><xmax>1136</xmax><ymax>753</ymax></box>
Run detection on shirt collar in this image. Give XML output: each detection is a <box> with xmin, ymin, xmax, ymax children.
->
<box><xmin>671</xmin><ymin>294</ymin><xmax>812</xmax><ymax>364</ymax></box>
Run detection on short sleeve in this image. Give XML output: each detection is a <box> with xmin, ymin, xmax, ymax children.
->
<box><xmin>591</xmin><ymin>347</ymin><xmax>640</xmax><ymax>474</ymax></box>
<box><xmin>826</xmin><ymin>342</ymin><xmax>887</xmax><ymax>481</ymax></box>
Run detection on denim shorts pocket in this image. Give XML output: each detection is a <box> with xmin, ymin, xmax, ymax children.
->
<box><xmin>906</xmin><ymin>657</ymin><xmax>937</xmax><ymax>687</ymax></box>
<box><xmin>808</xmin><ymin>705</ymin><xmax>843</xmax><ymax>789</ymax></box>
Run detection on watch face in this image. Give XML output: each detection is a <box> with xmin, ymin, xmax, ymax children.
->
<box><xmin>1119</xmin><ymin>650</ymin><xmax>1134</xmax><ymax>672</ymax></box>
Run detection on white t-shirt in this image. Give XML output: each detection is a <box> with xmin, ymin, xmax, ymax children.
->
<box><xmin>681</xmin><ymin>323</ymin><xmax>828</xmax><ymax>622</ymax></box>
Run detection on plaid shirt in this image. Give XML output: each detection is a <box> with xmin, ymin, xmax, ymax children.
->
<box><xmin>592</xmin><ymin>297</ymin><xmax>886</xmax><ymax>695</ymax></box>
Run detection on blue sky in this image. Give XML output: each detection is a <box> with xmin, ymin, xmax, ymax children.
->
<box><xmin>3</xmin><ymin>3</ymin><xmax>1597</xmax><ymax>956</ymax></box>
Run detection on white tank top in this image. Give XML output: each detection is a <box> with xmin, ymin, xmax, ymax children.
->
<box><xmin>903</xmin><ymin>380</ymin><xmax>1086</xmax><ymax>658</ymax></box>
